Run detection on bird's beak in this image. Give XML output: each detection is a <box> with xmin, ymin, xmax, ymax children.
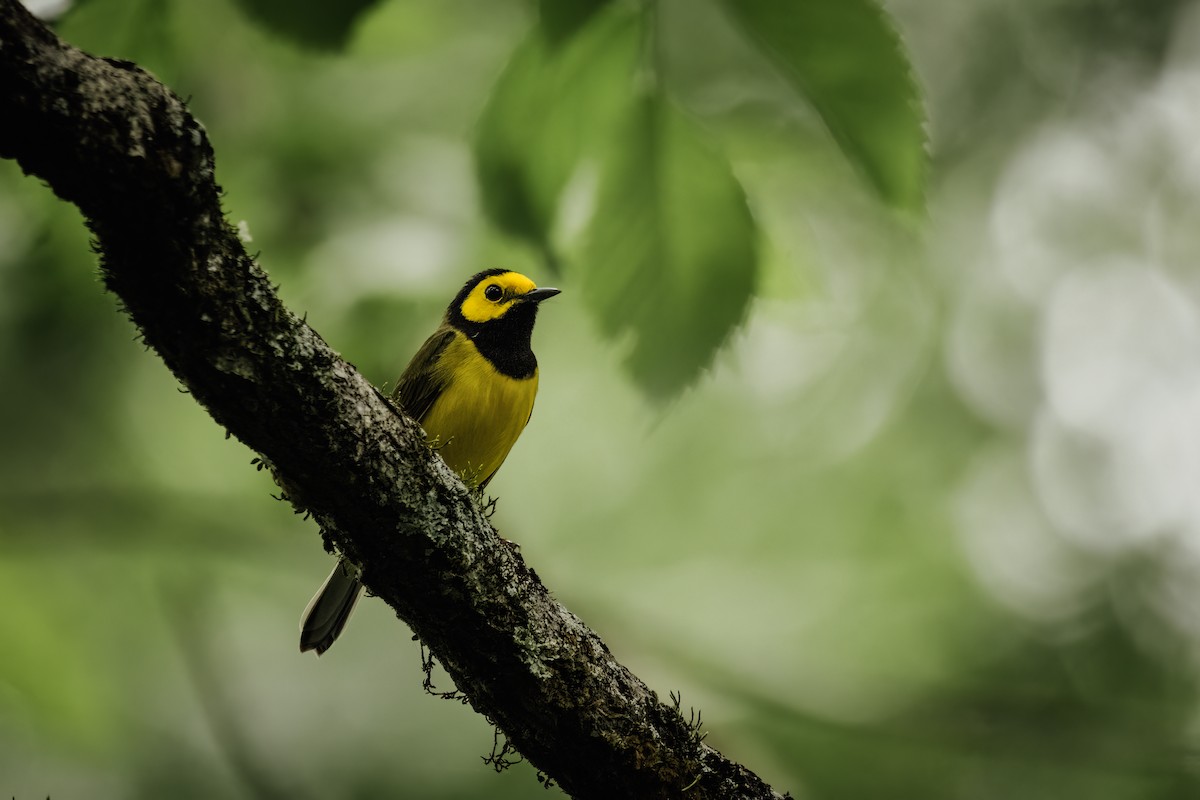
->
<box><xmin>523</xmin><ymin>287</ymin><xmax>561</xmax><ymax>303</ymax></box>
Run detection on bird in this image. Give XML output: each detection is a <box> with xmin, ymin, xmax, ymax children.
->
<box><xmin>299</xmin><ymin>268</ymin><xmax>560</xmax><ymax>655</ymax></box>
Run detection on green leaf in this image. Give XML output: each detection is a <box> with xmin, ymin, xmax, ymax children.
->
<box><xmin>580</xmin><ymin>93</ymin><xmax>758</xmax><ymax>399</ymax></box>
<box><xmin>474</xmin><ymin>37</ymin><xmax>551</xmax><ymax>253</ymax></box>
<box><xmin>718</xmin><ymin>0</ymin><xmax>926</xmax><ymax>211</ymax></box>
<box><xmin>231</xmin><ymin>0</ymin><xmax>382</xmax><ymax>50</ymax></box>
<box><xmin>474</xmin><ymin>4</ymin><xmax>640</xmax><ymax>264</ymax></box>
<box><xmin>537</xmin><ymin>0</ymin><xmax>614</xmax><ymax>48</ymax></box>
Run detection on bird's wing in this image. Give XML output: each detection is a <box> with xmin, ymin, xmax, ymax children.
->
<box><xmin>391</xmin><ymin>327</ymin><xmax>456</xmax><ymax>424</ymax></box>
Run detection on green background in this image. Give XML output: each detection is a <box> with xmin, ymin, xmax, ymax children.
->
<box><xmin>2</xmin><ymin>0</ymin><xmax>1199</xmax><ymax>797</ymax></box>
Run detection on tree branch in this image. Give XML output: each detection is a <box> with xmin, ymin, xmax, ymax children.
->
<box><xmin>0</xmin><ymin>3</ymin><xmax>786</xmax><ymax>798</ymax></box>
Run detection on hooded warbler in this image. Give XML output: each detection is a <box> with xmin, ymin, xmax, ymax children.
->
<box><xmin>299</xmin><ymin>269</ymin><xmax>559</xmax><ymax>655</ymax></box>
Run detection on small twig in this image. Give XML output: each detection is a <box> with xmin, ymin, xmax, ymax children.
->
<box><xmin>420</xmin><ymin>640</ymin><xmax>465</xmax><ymax>702</ymax></box>
<box><xmin>482</xmin><ymin>725</ymin><xmax>524</xmax><ymax>773</ymax></box>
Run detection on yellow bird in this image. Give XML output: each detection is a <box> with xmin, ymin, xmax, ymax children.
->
<box><xmin>300</xmin><ymin>269</ymin><xmax>560</xmax><ymax>655</ymax></box>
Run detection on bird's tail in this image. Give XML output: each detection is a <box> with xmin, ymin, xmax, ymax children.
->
<box><xmin>299</xmin><ymin>560</ymin><xmax>362</xmax><ymax>655</ymax></box>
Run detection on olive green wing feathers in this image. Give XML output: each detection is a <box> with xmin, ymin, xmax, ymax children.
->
<box><xmin>391</xmin><ymin>327</ymin><xmax>456</xmax><ymax>424</ymax></box>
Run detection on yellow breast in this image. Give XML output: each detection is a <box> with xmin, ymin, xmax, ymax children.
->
<box><xmin>420</xmin><ymin>333</ymin><xmax>538</xmax><ymax>488</ymax></box>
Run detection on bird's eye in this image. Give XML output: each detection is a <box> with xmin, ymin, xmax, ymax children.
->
<box><xmin>484</xmin><ymin>284</ymin><xmax>503</xmax><ymax>302</ymax></box>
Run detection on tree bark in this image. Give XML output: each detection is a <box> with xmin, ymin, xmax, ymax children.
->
<box><xmin>0</xmin><ymin>3</ymin><xmax>786</xmax><ymax>798</ymax></box>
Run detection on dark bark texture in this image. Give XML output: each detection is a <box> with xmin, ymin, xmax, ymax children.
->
<box><xmin>0</xmin><ymin>3</ymin><xmax>786</xmax><ymax>798</ymax></box>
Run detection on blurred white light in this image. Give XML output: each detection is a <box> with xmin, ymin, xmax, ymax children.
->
<box><xmin>18</xmin><ymin>0</ymin><xmax>71</xmax><ymax>19</ymax></box>
<box><xmin>960</xmin><ymin>36</ymin><xmax>1200</xmax><ymax>637</ymax></box>
<box><xmin>946</xmin><ymin>269</ymin><xmax>1040</xmax><ymax>431</ymax></box>
<box><xmin>736</xmin><ymin>304</ymin><xmax>845</xmax><ymax>401</ymax></box>
<box><xmin>306</xmin><ymin>218</ymin><xmax>463</xmax><ymax>308</ymax></box>
<box><xmin>1030</xmin><ymin>407</ymin><xmax>1200</xmax><ymax>553</ymax></box>
<box><xmin>1032</xmin><ymin>264</ymin><xmax>1200</xmax><ymax>551</ymax></box>
<box><xmin>989</xmin><ymin>130</ymin><xmax>1130</xmax><ymax>302</ymax></box>
<box><xmin>1041</xmin><ymin>262</ymin><xmax>1200</xmax><ymax>435</ymax></box>
<box><xmin>955</xmin><ymin>443</ymin><xmax>1097</xmax><ymax>623</ymax></box>
<box><xmin>728</xmin><ymin>249</ymin><xmax>934</xmax><ymax>465</ymax></box>
<box><xmin>304</xmin><ymin>138</ymin><xmax>475</xmax><ymax>309</ymax></box>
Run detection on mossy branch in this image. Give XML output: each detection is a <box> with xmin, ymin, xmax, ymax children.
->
<box><xmin>0</xmin><ymin>3</ymin><xmax>785</xmax><ymax>798</ymax></box>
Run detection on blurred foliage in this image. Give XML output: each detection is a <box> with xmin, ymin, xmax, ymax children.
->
<box><xmin>580</xmin><ymin>91</ymin><xmax>756</xmax><ymax>398</ymax></box>
<box><xmin>717</xmin><ymin>0</ymin><xmax>926</xmax><ymax>212</ymax></box>
<box><xmin>231</xmin><ymin>0</ymin><xmax>383</xmax><ymax>50</ymax></box>
<box><xmin>474</xmin><ymin>1</ymin><xmax>639</xmax><ymax>269</ymax></box>
<box><xmin>4</xmin><ymin>0</ymin><xmax>1200</xmax><ymax>798</ymax></box>
<box><xmin>475</xmin><ymin>0</ymin><xmax>926</xmax><ymax>396</ymax></box>
<box><xmin>536</xmin><ymin>0</ymin><xmax>613</xmax><ymax>48</ymax></box>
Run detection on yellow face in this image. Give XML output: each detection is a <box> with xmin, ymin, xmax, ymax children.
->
<box><xmin>458</xmin><ymin>271</ymin><xmax>539</xmax><ymax>324</ymax></box>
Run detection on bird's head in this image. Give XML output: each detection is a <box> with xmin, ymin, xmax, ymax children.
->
<box><xmin>450</xmin><ymin>269</ymin><xmax>560</xmax><ymax>327</ymax></box>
